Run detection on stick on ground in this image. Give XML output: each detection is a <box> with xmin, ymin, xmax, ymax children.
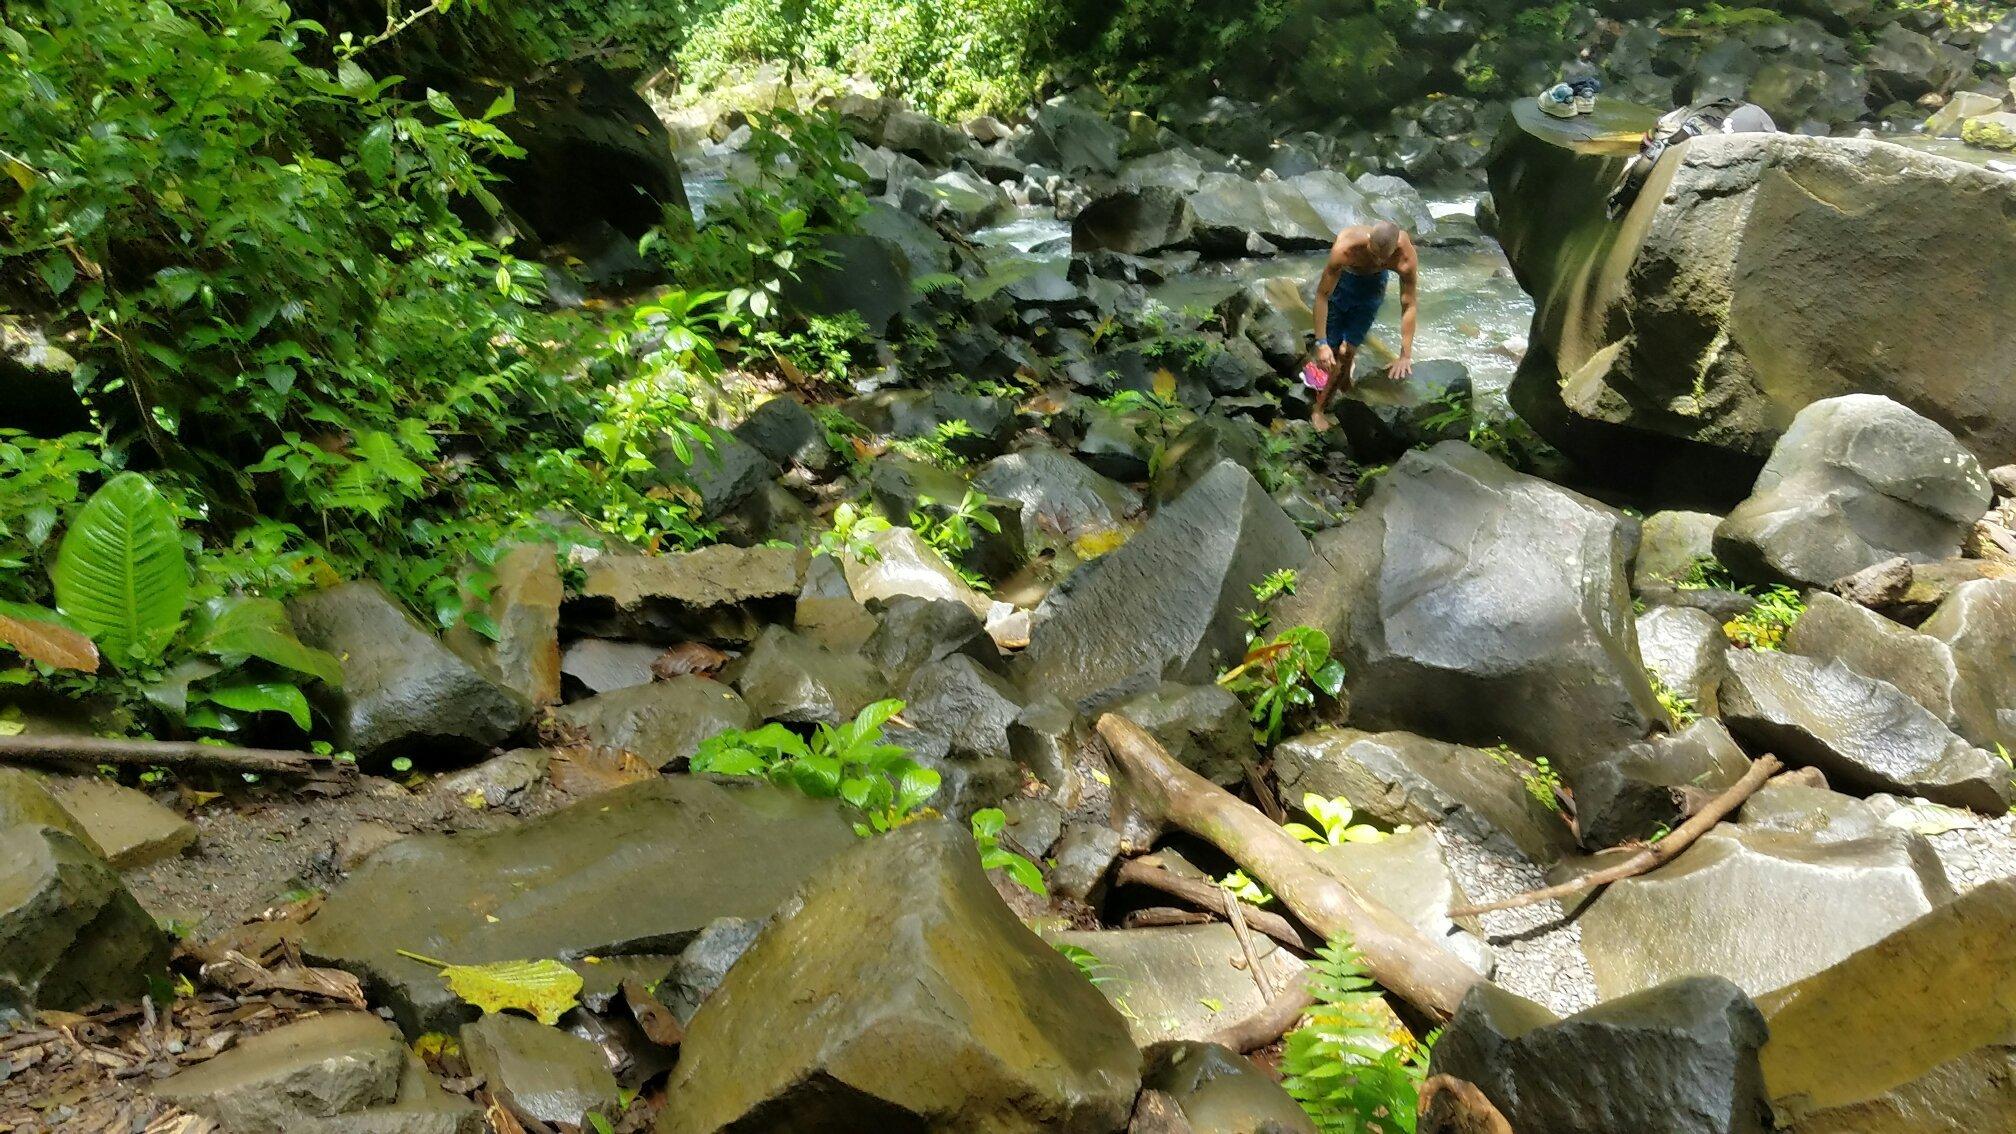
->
<box><xmin>0</xmin><ymin>734</ymin><xmax>355</xmax><ymax>780</ymax></box>
<box><xmin>1098</xmin><ymin>712</ymin><xmax>1482</xmax><ymax>1023</ymax></box>
<box><xmin>1449</xmin><ymin>754</ymin><xmax>1783</xmax><ymax>917</ymax></box>
<box><xmin>1207</xmin><ymin>971</ymin><xmax>1315</xmax><ymax>1053</ymax></box>
<box><xmin>1114</xmin><ymin>858</ymin><xmax>1309</xmax><ymax>953</ymax></box>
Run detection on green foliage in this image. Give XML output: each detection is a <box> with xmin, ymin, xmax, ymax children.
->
<box><xmin>1648</xmin><ymin>670</ymin><xmax>1699</xmax><ymax>726</ymax></box>
<box><xmin>888</xmin><ymin>420</ymin><xmax>979</xmax><ymax>469</ymax></box>
<box><xmin>677</xmin><ymin>0</ymin><xmax>1063</xmax><ymax>118</ymax></box>
<box><xmin>2</xmin><ymin>473</ymin><xmax>340</xmax><ymax>738</ymax></box>
<box><xmin>971</xmin><ymin>806</ymin><xmax>1047</xmax><ymax>896</ymax></box>
<box><xmin>1280</xmin><ymin>938</ymin><xmax>1431</xmax><ymax>1134</ymax></box>
<box><xmin>813</xmin><ymin>500</ymin><xmax>893</xmax><ymax>563</ymax></box>
<box><xmin>1723</xmin><ymin>586</ymin><xmax>1806</xmax><ymax>651</ymax></box>
<box><xmin>691</xmin><ymin>699</ymin><xmax>943</xmax><ymax>835</ymax></box>
<box><xmin>1674</xmin><ymin>555</ymin><xmax>1738</xmax><ymax>592</ymax></box>
<box><xmin>1283</xmin><ymin>794</ymin><xmax>1388</xmax><ymax>847</ymax></box>
<box><xmin>1218</xmin><ymin>626</ymin><xmax>1346</xmax><ymax>745</ymax></box>
<box><xmin>909</xmin><ymin>488</ymin><xmax>1001</xmax><ymax>590</ymax></box>
<box><xmin>1484</xmin><ymin>744</ymin><xmax>1567</xmax><ymax>815</ymax></box>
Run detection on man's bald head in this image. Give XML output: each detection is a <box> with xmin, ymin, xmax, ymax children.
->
<box><xmin>1369</xmin><ymin>221</ymin><xmax>1402</xmax><ymax>258</ymax></box>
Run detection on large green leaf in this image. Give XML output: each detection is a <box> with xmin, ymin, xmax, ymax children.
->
<box><xmin>191</xmin><ymin>595</ymin><xmax>343</xmax><ymax>685</ymax></box>
<box><xmin>52</xmin><ymin>472</ymin><xmax>188</xmax><ymax>665</ymax></box>
<box><xmin>0</xmin><ymin>600</ymin><xmax>99</xmax><ymax>671</ymax></box>
<box><xmin>201</xmin><ymin>680</ymin><xmax>313</xmax><ymax>731</ymax></box>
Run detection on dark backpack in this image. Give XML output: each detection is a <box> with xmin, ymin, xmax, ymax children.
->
<box><xmin>1606</xmin><ymin>98</ymin><xmax>1778</xmax><ymax>217</ymax></box>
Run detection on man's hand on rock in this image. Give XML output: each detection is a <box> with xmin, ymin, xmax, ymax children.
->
<box><xmin>1387</xmin><ymin>353</ymin><xmax>1414</xmax><ymax>381</ymax></box>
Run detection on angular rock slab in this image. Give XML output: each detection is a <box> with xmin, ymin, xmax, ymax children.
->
<box><xmin>1919</xmin><ymin>578</ymin><xmax>2016</xmax><ymax>751</ymax></box>
<box><xmin>0</xmin><ymin>768</ymin><xmax>101</xmax><ymax>853</ymax></box>
<box><xmin>843</xmin><ymin>526</ymin><xmax>992</xmax><ymax>617</ymax></box>
<box><xmin>0</xmin><ymin>825</ymin><xmax>171</xmax><ymax>1015</ymax></box>
<box><xmin>289</xmin><ymin>582</ymin><xmax>529</xmax><ymax>762</ymax></box>
<box><xmin>971</xmin><ymin>445</ymin><xmax>1142</xmax><ymax>547</ymax></box>
<box><xmin>303</xmin><ymin>778</ymin><xmax>856</xmax><ymax>1034</ymax></box>
<box><xmin>576</xmin><ymin>544</ymin><xmax>801</xmax><ymax>644</ymax></box>
<box><xmin>1757</xmin><ymin>878</ymin><xmax>2016</xmax><ymax>1132</ymax></box>
<box><xmin>727</xmin><ymin>624</ymin><xmax>890</xmax><ymax>726</ymax></box>
<box><xmin>1430</xmin><ymin>977</ymin><xmax>1771</xmax><ymax>1134</ymax></box>
<box><xmin>1716</xmin><ymin>395</ymin><xmax>1990</xmax><ymax>588</ymax></box>
<box><xmin>1720</xmin><ymin>649</ymin><xmax>2011</xmax><ymax>812</ymax></box>
<box><xmin>551</xmin><ymin>677</ymin><xmax>754</xmax><ymax>769</ymax></box>
<box><xmin>462</xmin><ymin>1012</ymin><xmax>619</xmax><ymax>1128</ymax></box>
<box><xmin>1637</xmin><ymin>605</ymin><xmax>1729</xmax><ymax>717</ymax></box>
<box><xmin>149</xmin><ymin>1012</ymin><xmax>409</xmax><ymax>1132</ymax></box>
<box><xmin>1573</xmin><ymin>720</ymin><xmax>1752</xmax><ymax>850</ymax></box>
<box><xmin>1579</xmin><ymin>794</ymin><xmax>1954</xmax><ymax>1000</ymax></box>
<box><xmin>1048</xmin><ymin>925</ymin><xmax>1303</xmax><ymax>1046</ymax></box>
<box><xmin>659</xmin><ymin>821</ymin><xmax>1141</xmax><ymax>1134</ymax></box>
<box><xmin>1274</xmin><ymin>728</ymin><xmax>1575</xmax><ymax>865</ymax></box>
<box><xmin>444</xmin><ymin>542</ymin><xmax>563</xmax><ymax>707</ymax></box>
<box><xmin>1017</xmin><ymin>460</ymin><xmax>1308</xmax><ymax>708</ymax></box>
<box><xmin>1275</xmin><ymin>442</ymin><xmax>1661</xmax><ymax>772</ymax></box>
<box><xmin>1139</xmin><ymin>1041</ymin><xmax>1317</xmax><ymax>1134</ymax></box>
<box><xmin>46</xmin><ymin>777</ymin><xmax>195</xmax><ymax>869</ymax></box>
<box><xmin>1786</xmin><ymin>591</ymin><xmax>1996</xmax><ymax>749</ymax></box>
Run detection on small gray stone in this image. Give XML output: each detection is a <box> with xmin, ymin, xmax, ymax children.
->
<box><xmin>1637</xmin><ymin>606</ymin><xmax>1729</xmax><ymax>717</ymax></box>
<box><xmin>559</xmin><ymin>639</ymin><xmax>663</xmax><ymax>694</ymax></box>
<box><xmin>551</xmin><ymin>677</ymin><xmax>753</xmax><ymax>768</ymax></box>
<box><xmin>727</xmin><ymin>625</ymin><xmax>890</xmax><ymax>725</ymax></box>
<box><xmin>149</xmin><ymin>1012</ymin><xmax>409</xmax><ymax>1132</ymax></box>
<box><xmin>0</xmin><ymin>825</ymin><xmax>171</xmax><ymax>1016</ymax></box>
<box><xmin>659</xmin><ymin>916</ymin><xmax>764</xmax><ymax>1025</ymax></box>
<box><xmin>461</xmin><ymin>1013</ymin><xmax>618</xmax><ymax>1128</ymax></box>
<box><xmin>1049</xmin><ymin>822</ymin><xmax>1125</xmax><ymax>903</ymax></box>
<box><xmin>436</xmin><ymin>749</ymin><xmax>548</xmax><ymax>808</ymax></box>
<box><xmin>45</xmin><ymin>778</ymin><xmax>194</xmax><ymax>869</ymax></box>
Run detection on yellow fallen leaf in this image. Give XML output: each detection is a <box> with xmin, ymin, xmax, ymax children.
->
<box><xmin>1152</xmin><ymin>368</ymin><xmax>1177</xmax><ymax>400</ymax></box>
<box><xmin>461</xmin><ymin>790</ymin><xmax>487</xmax><ymax>810</ymax></box>
<box><xmin>397</xmin><ymin>952</ymin><xmax>583</xmax><ymax>1026</ymax></box>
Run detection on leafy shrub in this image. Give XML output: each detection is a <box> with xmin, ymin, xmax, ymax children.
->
<box><xmin>1723</xmin><ymin>586</ymin><xmax>1806</xmax><ymax>651</ymax></box>
<box><xmin>971</xmin><ymin>806</ymin><xmax>1046</xmax><ymax>895</ymax></box>
<box><xmin>0</xmin><ymin>472</ymin><xmax>342</xmax><ymax>737</ymax></box>
<box><xmin>1218</xmin><ymin>625</ymin><xmax>1347</xmax><ymax>745</ymax></box>
<box><xmin>690</xmin><ymin>699</ymin><xmax>941</xmax><ymax>835</ymax></box>
<box><xmin>1284</xmin><ymin>794</ymin><xmax>1388</xmax><ymax>847</ymax></box>
<box><xmin>1281</xmin><ymin>938</ymin><xmax>1431</xmax><ymax>1133</ymax></box>
<box><xmin>677</xmin><ymin>0</ymin><xmax>1063</xmax><ymax>118</ymax></box>
<box><xmin>909</xmin><ymin>488</ymin><xmax>1001</xmax><ymax>590</ymax></box>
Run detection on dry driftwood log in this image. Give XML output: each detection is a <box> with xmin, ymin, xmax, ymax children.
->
<box><xmin>0</xmin><ymin>734</ymin><xmax>355</xmax><ymax>780</ymax></box>
<box><xmin>1097</xmin><ymin>713</ymin><xmax>1482</xmax><ymax>1023</ymax></box>
<box><xmin>1449</xmin><ymin>753</ymin><xmax>1783</xmax><ymax>918</ymax></box>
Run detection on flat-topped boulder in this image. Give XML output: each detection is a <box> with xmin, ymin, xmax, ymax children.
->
<box><xmin>1491</xmin><ymin>101</ymin><xmax>2016</xmax><ymax>489</ymax></box>
<box><xmin>302</xmin><ymin>778</ymin><xmax>856</xmax><ymax>1034</ymax></box>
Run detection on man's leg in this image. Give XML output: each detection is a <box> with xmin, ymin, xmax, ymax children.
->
<box><xmin>1312</xmin><ymin>343</ymin><xmax>1357</xmax><ymax>431</ymax></box>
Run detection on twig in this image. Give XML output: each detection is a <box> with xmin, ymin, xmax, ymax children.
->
<box><xmin>1449</xmin><ymin>754</ymin><xmax>1783</xmax><ymax>917</ymax></box>
<box><xmin>1207</xmin><ymin>970</ymin><xmax>1314</xmax><ymax>1053</ymax></box>
<box><xmin>1114</xmin><ymin>858</ymin><xmax>1309</xmax><ymax>953</ymax></box>
<box><xmin>1224</xmin><ymin>888</ymin><xmax>1277</xmax><ymax>1000</ymax></box>
<box><xmin>0</xmin><ymin>734</ymin><xmax>354</xmax><ymax>780</ymax></box>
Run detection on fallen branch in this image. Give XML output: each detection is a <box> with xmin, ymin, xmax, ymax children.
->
<box><xmin>1449</xmin><ymin>753</ymin><xmax>1783</xmax><ymax>918</ymax></box>
<box><xmin>1417</xmin><ymin>1076</ymin><xmax>1515</xmax><ymax>1134</ymax></box>
<box><xmin>0</xmin><ymin>734</ymin><xmax>354</xmax><ymax>780</ymax></box>
<box><xmin>1224</xmin><ymin>888</ymin><xmax>1277</xmax><ymax>1000</ymax></box>
<box><xmin>1114</xmin><ymin>858</ymin><xmax>1309</xmax><ymax>952</ymax></box>
<box><xmin>1098</xmin><ymin>713</ymin><xmax>1482</xmax><ymax>1023</ymax></box>
<box><xmin>1207</xmin><ymin>970</ymin><xmax>1314</xmax><ymax>1053</ymax></box>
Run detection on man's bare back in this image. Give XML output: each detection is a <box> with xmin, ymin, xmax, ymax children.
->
<box><xmin>1310</xmin><ymin>221</ymin><xmax>1419</xmax><ymax>432</ymax></box>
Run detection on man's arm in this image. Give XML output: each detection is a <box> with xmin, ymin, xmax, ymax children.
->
<box><xmin>1389</xmin><ymin>238</ymin><xmax>1419</xmax><ymax>380</ymax></box>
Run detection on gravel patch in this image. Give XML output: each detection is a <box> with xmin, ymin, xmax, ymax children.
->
<box><xmin>1926</xmin><ymin>811</ymin><xmax>2016</xmax><ymax>892</ymax></box>
<box><xmin>1435</xmin><ymin>826</ymin><xmax>1597</xmax><ymax>1017</ymax></box>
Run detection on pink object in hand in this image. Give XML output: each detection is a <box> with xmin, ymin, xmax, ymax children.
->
<box><xmin>1301</xmin><ymin>362</ymin><xmax>1330</xmax><ymax>391</ymax></box>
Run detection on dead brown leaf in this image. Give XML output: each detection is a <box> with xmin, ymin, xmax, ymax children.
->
<box><xmin>547</xmin><ymin>745</ymin><xmax>657</xmax><ymax>796</ymax></box>
<box><xmin>622</xmin><ymin>978</ymin><xmax>683</xmax><ymax>1047</ymax></box>
<box><xmin>650</xmin><ymin>642</ymin><xmax>730</xmax><ymax>680</ymax></box>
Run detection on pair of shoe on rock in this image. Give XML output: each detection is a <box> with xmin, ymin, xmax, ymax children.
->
<box><xmin>1538</xmin><ymin>77</ymin><xmax>1601</xmax><ymax>118</ymax></box>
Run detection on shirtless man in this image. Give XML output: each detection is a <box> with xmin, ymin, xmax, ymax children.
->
<box><xmin>1310</xmin><ymin>220</ymin><xmax>1418</xmax><ymax>433</ymax></box>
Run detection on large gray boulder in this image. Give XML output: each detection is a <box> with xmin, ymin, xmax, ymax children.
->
<box><xmin>1071</xmin><ymin>187</ymin><xmax>1195</xmax><ymax>256</ymax></box>
<box><xmin>727</xmin><ymin>624</ymin><xmax>891</xmax><ymax>725</ymax></box>
<box><xmin>0</xmin><ymin>825</ymin><xmax>170</xmax><ymax>1016</ymax></box>
<box><xmin>288</xmin><ymin>582</ymin><xmax>530</xmax><ymax>762</ymax></box>
<box><xmin>971</xmin><ymin>445</ymin><xmax>1141</xmax><ymax>547</ymax></box>
<box><xmin>1917</xmin><ymin>578</ymin><xmax>2016</xmax><ymax>753</ymax></box>
<box><xmin>1714</xmin><ymin>395</ymin><xmax>1990</xmax><ymax>588</ymax></box>
<box><xmin>550</xmin><ymin>676</ymin><xmax>755</xmax><ymax>768</ymax></box>
<box><xmin>1578</xmin><ymin>782</ymin><xmax>1955</xmax><ymax>1000</ymax></box>
<box><xmin>1274</xmin><ymin>729</ymin><xmax>1574</xmax><ymax>864</ymax></box>
<box><xmin>658</xmin><ymin>821</ymin><xmax>1141</xmax><ymax>1133</ymax></box>
<box><xmin>1719</xmin><ymin>649</ymin><xmax>2011</xmax><ymax>812</ymax></box>
<box><xmin>1016</xmin><ymin>461</ymin><xmax>1308</xmax><ymax>708</ymax></box>
<box><xmin>1430</xmin><ymin>977</ymin><xmax>1771</xmax><ymax>1134</ymax></box>
<box><xmin>1275</xmin><ymin>442</ymin><xmax>1663</xmax><ymax>775</ymax></box>
<box><xmin>1491</xmin><ymin>103</ymin><xmax>2016</xmax><ymax>487</ymax></box>
<box><xmin>1015</xmin><ymin>98</ymin><xmax>1125</xmax><ymax>177</ymax></box>
<box><xmin>1785</xmin><ymin>591</ymin><xmax>2001</xmax><ymax>750</ymax></box>
<box><xmin>302</xmin><ymin>778</ymin><xmax>856</xmax><ymax>1034</ymax></box>
<box><xmin>1756</xmin><ymin>878</ymin><xmax>2016</xmax><ymax>1132</ymax></box>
